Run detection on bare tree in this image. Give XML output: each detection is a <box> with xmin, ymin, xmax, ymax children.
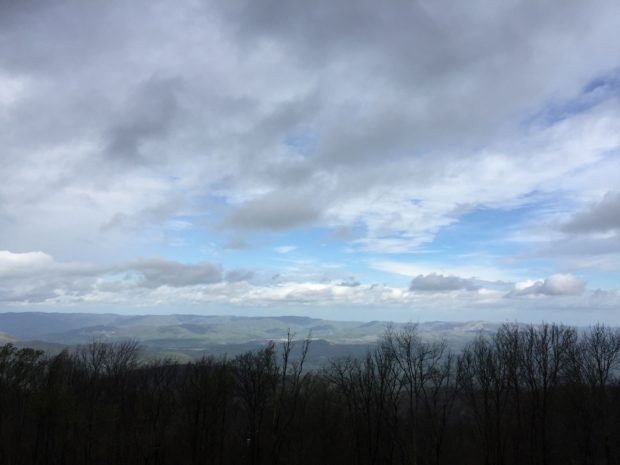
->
<box><xmin>566</xmin><ymin>324</ymin><xmax>620</xmax><ymax>465</ymax></box>
<box><xmin>270</xmin><ymin>330</ymin><xmax>312</xmax><ymax>465</ymax></box>
<box><xmin>386</xmin><ymin>325</ymin><xmax>457</xmax><ymax>465</ymax></box>
<box><xmin>233</xmin><ymin>342</ymin><xmax>279</xmax><ymax>465</ymax></box>
<box><xmin>518</xmin><ymin>324</ymin><xmax>576</xmax><ymax>465</ymax></box>
<box><xmin>458</xmin><ymin>335</ymin><xmax>511</xmax><ymax>465</ymax></box>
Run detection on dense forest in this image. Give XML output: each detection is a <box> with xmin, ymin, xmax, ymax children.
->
<box><xmin>1</xmin><ymin>323</ymin><xmax>620</xmax><ymax>465</ymax></box>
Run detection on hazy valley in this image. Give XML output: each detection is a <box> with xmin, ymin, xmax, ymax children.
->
<box><xmin>0</xmin><ymin>312</ymin><xmax>501</xmax><ymax>366</ymax></box>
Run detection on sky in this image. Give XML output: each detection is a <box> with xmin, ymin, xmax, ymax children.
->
<box><xmin>1</xmin><ymin>0</ymin><xmax>619</xmax><ymax>324</ymax></box>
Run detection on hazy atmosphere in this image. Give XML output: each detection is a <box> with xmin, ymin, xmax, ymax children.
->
<box><xmin>1</xmin><ymin>0</ymin><xmax>619</xmax><ymax>324</ymax></box>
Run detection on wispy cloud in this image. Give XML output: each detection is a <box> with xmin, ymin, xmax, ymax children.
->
<box><xmin>274</xmin><ymin>245</ymin><xmax>297</xmax><ymax>254</ymax></box>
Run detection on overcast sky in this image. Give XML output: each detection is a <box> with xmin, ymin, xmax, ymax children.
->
<box><xmin>1</xmin><ymin>0</ymin><xmax>619</xmax><ymax>323</ymax></box>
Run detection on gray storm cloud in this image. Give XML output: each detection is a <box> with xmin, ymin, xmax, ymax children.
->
<box><xmin>225</xmin><ymin>269</ymin><xmax>255</xmax><ymax>283</ymax></box>
<box><xmin>103</xmin><ymin>77</ymin><xmax>183</xmax><ymax>165</ymax></box>
<box><xmin>535</xmin><ymin>192</ymin><xmax>620</xmax><ymax>262</ymax></box>
<box><xmin>563</xmin><ymin>191</ymin><xmax>620</xmax><ymax>234</ymax></box>
<box><xmin>409</xmin><ymin>273</ymin><xmax>479</xmax><ymax>292</ymax></box>
<box><xmin>121</xmin><ymin>258</ymin><xmax>223</xmax><ymax>288</ymax></box>
<box><xmin>222</xmin><ymin>189</ymin><xmax>325</xmax><ymax>230</ymax></box>
<box><xmin>0</xmin><ymin>251</ymin><xmax>230</xmax><ymax>303</ymax></box>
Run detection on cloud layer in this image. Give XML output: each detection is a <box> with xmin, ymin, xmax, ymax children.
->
<box><xmin>1</xmin><ymin>250</ymin><xmax>615</xmax><ymax>326</ymax></box>
<box><xmin>0</xmin><ymin>0</ymin><xmax>619</xmax><ymax>322</ymax></box>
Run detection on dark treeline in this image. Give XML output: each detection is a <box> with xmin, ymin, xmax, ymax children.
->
<box><xmin>1</xmin><ymin>324</ymin><xmax>620</xmax><ymax>465</ymax></box>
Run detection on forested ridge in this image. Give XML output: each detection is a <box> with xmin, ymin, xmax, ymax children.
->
<box><xmin>1</xmin><ymin>323</ymin><xmax>620</xmax><ymax>465</ymax></box>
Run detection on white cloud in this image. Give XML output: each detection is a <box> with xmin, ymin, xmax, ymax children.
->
<box><xmin>0</xmin><ymin>73</ymin><xmax>30</xmax><ymax>109</ymax></box>
<box><xmin>0</xmin><ymin>250</ymin><xmax>54</xmax><ymax>278</ymax></box>
<box><xmin>509</xmin><ymin>274</ymin><xmax>586</xmax><ymax>297</ymax></box>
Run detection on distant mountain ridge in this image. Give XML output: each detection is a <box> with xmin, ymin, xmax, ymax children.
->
<box><xmin>0</xmin><ymin>311</ymin><xmax>500</xmax><ymax>342</ymax></box>
<box><xmin>0</xmin><ymin>312</ymin><xmax>504</xmax><ymax>364</ymax></box>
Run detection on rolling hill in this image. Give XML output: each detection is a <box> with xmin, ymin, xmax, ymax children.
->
<box><xmin>0</xmin><ymin>312</ymin><xmax>502</xmax><ymax>366</ymax></box>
